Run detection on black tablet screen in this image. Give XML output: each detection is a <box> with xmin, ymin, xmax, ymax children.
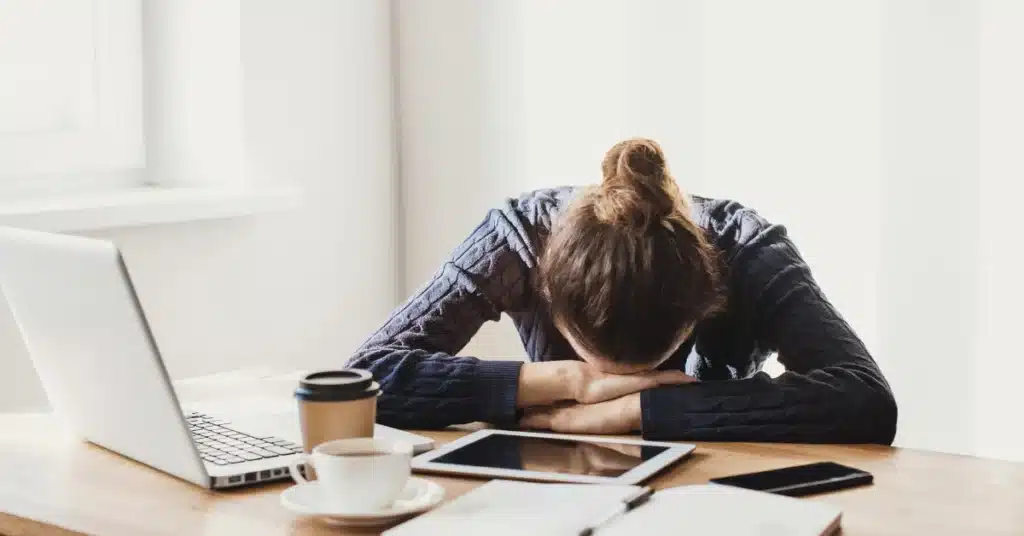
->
<box><xmin>432</xmin><ymin>434</ymin><xmax>668</xmax><ymax>477</ymax></box>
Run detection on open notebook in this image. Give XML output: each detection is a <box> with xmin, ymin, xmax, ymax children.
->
<box><xmin>385</xmin><ymin>480</ymin><xmax>842</xmax><ymax>536</ymax></box>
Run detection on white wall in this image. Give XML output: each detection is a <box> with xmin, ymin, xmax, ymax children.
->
<box><xmin>397</xmin><ymin>0</ymin><xmax>879</xmax><ymax>377</ymax></box>
<box><xmin>397</xmin><ymin>0</ymin><xmax>707</xmax><ymax>359</ymax></box>
<box><xmin>4</xmin><ymin>0</ymin><xmax>1021</xmax><ymax>461</ymax></box>
<box><xmin>698</xmin><ymin>0</ymin><xmax>881</xmax><ymax>379</ymax></box>
<box><xmin>879</xmin><ymin>0</ymin><xmax>981</xmax><ymax>457</ymax></box>
<box><xmin>397</xmin><ymin>0</ymin><xmax>1024</xmax><ymax>460</ymax></box>
<box><xmin>975</xmin><ymin>0</ymin><xmax>1024</xmax><ymax>462</ymax></box>
<box><xmin>0</xmin><ymin>0</ymin><xmax>398</xmax><ymax>411</ymax></box>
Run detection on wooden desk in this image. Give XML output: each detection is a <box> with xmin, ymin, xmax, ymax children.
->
<box><xmin>1</xmin><ymin>413</ymin><xmax>1022</xmax><ymax>536</ymax></box>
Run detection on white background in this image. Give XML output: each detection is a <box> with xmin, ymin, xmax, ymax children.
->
<box><xmin>2</xmin><ymin>0</ymin><xmax>1021</xmax><ymax>462</ymax></box>
<box><xmin>0</xmin><ymin>0</ymin><xmax>399</xmax><ymax>411</ymax></box>
<box><xmin>397</xmin><ymin>0</ymin><xmax>1023</xmax><ymax>461</ymax></box>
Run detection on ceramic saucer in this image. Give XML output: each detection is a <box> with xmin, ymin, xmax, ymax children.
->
<box><xmin>280</xmin><ymin>477</ymin><xmax>445</xmax><ymax>527</ymax></box>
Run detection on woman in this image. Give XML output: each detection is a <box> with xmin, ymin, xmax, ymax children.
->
<box><xmin>349</xmin><ymin>138</ymin><xmax>897</xmax><ymax>443</ymax></box>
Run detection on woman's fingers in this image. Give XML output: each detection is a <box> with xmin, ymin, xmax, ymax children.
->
<box><xmin>519</xmin><ymin>407</ymin><xmax>554</xmax><ymax>429</ymax></box>
<box><xmin>652</xmin><ymin>369</ymin><xmax>697</xmax><ymax>385</ymax></box>
<box><xmin>584</xmin><ymin>375</ymin><xmax>643</xmax><ymax>403</ymax></box>
<box><xmin>576</xmin><ymin>366</ymin><xmax>697</xmax><ymax>404</ymax></box>
<box><xmin>520</xmin><ymin>396</ymin><xmax>641</xmax><ymax>435</ymax></box>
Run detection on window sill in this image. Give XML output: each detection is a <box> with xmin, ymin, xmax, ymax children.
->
<box><xmin>0</xmin><ymin>186</ymin><xmax>300</xmax><ymax>232</ymax></box>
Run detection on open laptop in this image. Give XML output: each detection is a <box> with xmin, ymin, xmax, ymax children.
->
<box><xmin>0</xmin><ymin>227</ymin><xmax>432</xmax><ymax>489</ymax></box>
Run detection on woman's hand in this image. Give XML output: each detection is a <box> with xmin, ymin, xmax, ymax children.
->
<box><xmin>573</xmin><ymin>365</ymin><xmax>694</xmax><ymax>404</ymax></box>
<box><xmin>517</xmin><ymin>361</ymin><xmax>695</xmax><ymax>408</ymax></box>
<box><xmin>519</xmin><ymin>393</ymin><xmax>644</xmax><ymax>435</ymax></box>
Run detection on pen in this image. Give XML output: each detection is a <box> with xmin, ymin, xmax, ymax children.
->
<box><xmin>578</xmin><ymin>487</ymin><xmax>654</xmax><ymax>536</ymax></box>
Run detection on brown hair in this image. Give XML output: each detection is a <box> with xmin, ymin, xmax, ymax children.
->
<box><xmin>538</xmin><ymin>138</ymin><xmax>724</xmax><ymax>365</ymax></box>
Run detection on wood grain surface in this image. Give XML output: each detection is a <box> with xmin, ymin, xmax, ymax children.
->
<box><xmin>1</xmin><ymin>413</ymin><xmax>1022</xmax><ymax>536</ymax></box>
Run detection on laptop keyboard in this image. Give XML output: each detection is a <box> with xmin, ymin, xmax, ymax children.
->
<box><xmin>185</xmin><ymin>412</ymin><xmax>304</xmax><ymax>465</ymax></box>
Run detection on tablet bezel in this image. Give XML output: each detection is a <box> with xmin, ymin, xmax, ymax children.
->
<box><xmin>410</xmin><ymin>429</ymin><xmax>695</xmax><ymax>485</ymax></box>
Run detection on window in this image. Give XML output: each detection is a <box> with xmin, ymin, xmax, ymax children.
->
<box><xmin>0</xmin><ymin>0</ymin><xmax>295</xmax><ymax>231</ymax></box>
<box><xmin>0</xmin><ymin>0</ymin><xmax>143</xmax><ymax>192</ymax></box>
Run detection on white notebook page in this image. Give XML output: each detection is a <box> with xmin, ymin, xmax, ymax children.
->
<box><xmin>387</xmin><ymin>481</ymin><xmax>841</xmax><ymax>536</ymax></box>
<box><xmin>385</xmin><ymin>480</ymin><xmax>642</xmax><ymax>536</ymax></box>
<box><xmin>603</xmin><ymin>484</ymin><xmax>842</xmax><ymax>536</ymax></box>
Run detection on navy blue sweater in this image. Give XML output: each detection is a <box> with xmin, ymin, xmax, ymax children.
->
<box><xmin>348</xmin><ymin>187</ymin><xmax>897</xmax><ymax>444</ymax></box>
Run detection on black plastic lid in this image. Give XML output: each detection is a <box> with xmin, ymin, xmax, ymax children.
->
<box><xmin>294</xmin><ymin>369</ymin><xmax>380</xmax><ymax>402</ymax></box>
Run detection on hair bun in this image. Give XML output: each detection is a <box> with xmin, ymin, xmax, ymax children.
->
<box><xmin>594</xmin><ymin>138</ymin><xmax>682</xmax><ymax>227</ymax></box>
<box><xmin>616</xmin><ymin>139</ymin><xmax>666</xmax><ymax>178</ymax></box>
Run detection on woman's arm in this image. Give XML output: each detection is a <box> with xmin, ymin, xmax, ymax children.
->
<box><xmin>640</xmin><ymin>212</ymin><xmax>897</xmax><ymax>444</ymax></box>
<box><xmin>350</xmin><ymin>196</ymin><xmax>696</xmax><ymax>430</ymax></box>
<box><xmin>347</xmin><ymin>204</ymin><xmax>541</xmax><ymax>429</ymax></box>
<box><xmin>521</xmin><ymin>210</ymin><xmax>898</xmax><ymax>442</ymax></box>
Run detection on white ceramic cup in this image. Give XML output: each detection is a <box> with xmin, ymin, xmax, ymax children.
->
<box><xmin>289</xmin><ymin>437</ymin><xmax>412</xmax><ymax>513</ymax></box>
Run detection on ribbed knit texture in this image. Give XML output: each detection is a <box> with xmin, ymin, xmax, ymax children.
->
<box><xmin>348</xmin><ymin>187</ymin><xmax>897</xmax><ymax>444</ymax></box>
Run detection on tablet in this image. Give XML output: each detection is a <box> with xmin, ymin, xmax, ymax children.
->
<box><xmin>411</xmin><ymin>430</ymin><xmax>695</xmax><ymax>485</ymax></box>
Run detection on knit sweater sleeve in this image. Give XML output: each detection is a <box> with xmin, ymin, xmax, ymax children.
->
<box><xmin>640</xmin><ymin>211</ymin><xmax>898</xmax><ymax>444</ymax></box>
<box><xmin>347</xmin><ymin>204</ymin><xmax>534</xmax><ymax>429</ymax></box>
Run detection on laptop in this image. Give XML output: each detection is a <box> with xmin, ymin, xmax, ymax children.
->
<box><xmin>0</xmin><ymin>227</ymin><xmax>432</xmax><ymax>489</ymax></box>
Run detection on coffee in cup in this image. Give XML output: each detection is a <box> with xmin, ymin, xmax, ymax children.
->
<box><xmin>289</xmin><ymin>437</ymin><xmax>412</xmax><ymax>512</ymax></box>
<box><xmin>295</xmin><ymin>369</ymin><xmax>380</xmax><ymax>454</ymax></box>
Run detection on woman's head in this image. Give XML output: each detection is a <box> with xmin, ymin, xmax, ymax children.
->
<box><xmin>538</xmin><ymin>138</ymin><xmax>723</xmax><ymax>374</ymax></box>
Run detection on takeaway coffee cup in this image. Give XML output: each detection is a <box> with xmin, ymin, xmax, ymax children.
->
<box><xmin>295</xmin><ymin>369</ymin><xmax>380</xmax><ymax>455</ymax></box>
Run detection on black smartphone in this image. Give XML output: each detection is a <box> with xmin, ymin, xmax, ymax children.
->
<box><xmin>710</xmin><ymin>462</ymin><xmax>873</xmax><ymax>496</ymax></box>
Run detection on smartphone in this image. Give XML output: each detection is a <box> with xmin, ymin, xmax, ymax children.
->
<box><xmin>710</xmin><ymin>462</ymin><xmax>873</xmax><ymax>496</ymax></box>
